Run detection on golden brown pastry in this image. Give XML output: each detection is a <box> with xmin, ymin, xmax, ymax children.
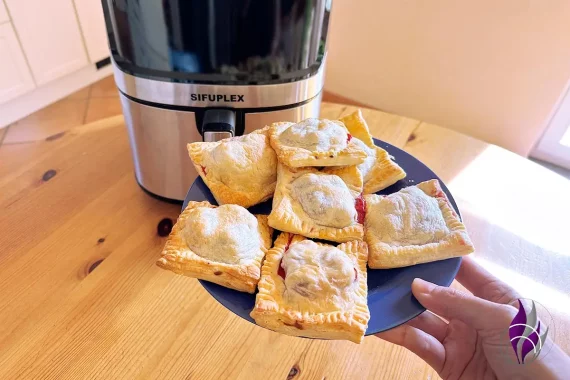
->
<box><xmin>268</xmin><ymin>163</ymin><xmax>365</xmax><ymax>243</ymax></box>
<box><xmin>250</xmin><ymin>233</ymin><xmax>370</xmax><ymax>343</ymax></box>
<box><xmin>339</xmin><ymin>109</ymin><xmax>375</xmax><ymax>147</ymax></box>
<box><xmin>339</xmin><ymin>110</ymin><xmax>406</xmax><ymax>193</ymax></box>
<box><xmin>156</xmin><ymin>201</ymin><xmax>273</xmax><ymax>293</ymax></box>
<box><xmin>187</xmin><ymin>127</ymin><xmax>277</xmax><ymax>208</ymax></box>
<box><xmin>364</xmin><ymin>179</ymin><xmax>474</xmax><ymax>268</ymax></box>
<box><xmin>268</xmin><ymin>118</ymin><xmax>367</xmax><ymax>167</ymax></box>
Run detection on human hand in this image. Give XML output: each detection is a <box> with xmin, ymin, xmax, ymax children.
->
<box><xmin>375</xmin><ymin>257</ymin><xmax>570</xmax><ymax>380</ymax></box>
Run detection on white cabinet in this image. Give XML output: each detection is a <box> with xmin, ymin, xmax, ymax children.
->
<box><xmin>74</xmin><ymin>0</ymin><xmax>109</xmax><ymax>63</ymax></box>
<box><xmin>0</xmin><ymin>23</ymin><xmax>35</xmax><ymax>104</ymax></box>
<box><xmin>0</xmin><ymin>1</ymin><xmax>9</xmax><ymax>24</ymax></box>
<box><xmin>5</xmin><ymin>0</ymin><xmax>89</xmax><ymax>86</ymax></box>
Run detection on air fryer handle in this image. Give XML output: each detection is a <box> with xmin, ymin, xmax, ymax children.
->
<box><xmin>201</xmin><ymin>109</ymin><xmax>235</xmax><ymax>142</ymax></box>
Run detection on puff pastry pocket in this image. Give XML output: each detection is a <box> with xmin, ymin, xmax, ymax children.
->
<box><xmin>250</xmin><ymin>233</ymin><xmax>370</xmax><ymax>343</ymax></box>
<box><xmin>268</xmin><ymin>163</ymin><xmax>365</xmax><ymax>243</ymax></box>
<box><xmin>268</xmin><ymin>119</ymin><xmax>367</xmax><ymax>168</ymax></box>
<box><xmin>156</xmin><ymin>201</ymin><xmax>273</xmax><ymax>293</ymax></box>
<box><xmin>364</xmin><ymin>179</ymin><xmax>475</xmax><ymax>269</ymax></box>
<box><xmin>339</xmin><ymin>110</ymin><xmax>407</xmax><ymax>193</ymax></box>
<box><xmin>187</xmin><ymin>127</ymin><xmax>278</xmax><ymax>208</ymax></box>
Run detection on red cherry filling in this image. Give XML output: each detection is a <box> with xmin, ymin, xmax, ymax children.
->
<box><xmin>347</xmin><ymin>133</ymin><xmax>352</xmax><ymax>143</ymax></box>
<box><xmin>355</xmin><ymin>193</ymin><xmax>366</xmax><ymax>224</ymax></box>
<box><xmin>200</xmin><ymin>165</ymin><xmax>207</xmax><ymax>175</ymax></box>
<box><xmin>277</xmin><ymin>235</ymin><xmax>294</xmax><ymax>280</ymax></box>
<box><xmin>354</xmin><ymin>268</ymin><xmax>358</xmax><ymax>282</ymax></box>
<box><xmin>277</xmin><ymin>264</ymin><xmax>286</xmax><ymax>280</ymax></box>
<box><xmin>433</xmin><ymin>188</ymin><xmax>457</xmax><ymax>215</ymax></box>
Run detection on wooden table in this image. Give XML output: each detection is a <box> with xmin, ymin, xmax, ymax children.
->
<box><xmin>0</xmin><ymin>103</ymin><xmax>568</xmax><ymax>379</ymax></box>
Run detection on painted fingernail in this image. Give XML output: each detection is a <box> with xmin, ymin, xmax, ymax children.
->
<box><xmin>412</xmin><ymin>278</ymin><xmax>436</xmax><ymax>294</ymax></box>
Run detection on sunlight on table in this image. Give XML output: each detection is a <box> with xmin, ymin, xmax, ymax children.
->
<box><xmin>446</xmin><ymin>145</ymin><xmax>570</xmax><ymax>351</ymax></box>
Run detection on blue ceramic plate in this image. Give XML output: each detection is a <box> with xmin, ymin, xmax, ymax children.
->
<box><xmin>183</xmin><ymin>138</ymin><xmax>462</xmax><ymax>335</ymax></box>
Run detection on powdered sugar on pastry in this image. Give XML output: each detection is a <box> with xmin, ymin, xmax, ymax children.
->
<box><xmin>291</xmin><ymin>173</ymin><xmax>356</xmax><ymax>228</ymax></box>
<box><xmin>368</xmin><ymin>187</ymin><xmax>449</xmax><ymax>246</ymax></box>
<box><xmin>352</xmin><ymin>137</ymin><xmax>376</xmax><ymax>181</ymax></box>
<box><xmin>281</xmin><ymin>240</ymin><xmax>357</xmax><ymax>312</ymax></box>
<box><xmin>279</xmin><ymin>118</ymin><xmax>348</xmax><ymax>152</ymax></box>
<box><xmin>203</xmin><ymin>133</ymin><xmax>277</xmax><ymax>191</ymax></box>
<box><xmin>182</xmin><ymin>204</ymin><xmax>261</xmax><ymax>264</ymax></box>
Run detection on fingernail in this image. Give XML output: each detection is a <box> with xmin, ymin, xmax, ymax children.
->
<box><xmin>412</xmin><ymin>278</ymin><xmax>436</xmax><ymax>294</ymax></box>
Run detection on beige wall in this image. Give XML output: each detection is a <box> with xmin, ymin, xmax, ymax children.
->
<box><xmin>324</xmin><ymin>1</ymin><xmax>570</xmax><ymax>155</ymax></box>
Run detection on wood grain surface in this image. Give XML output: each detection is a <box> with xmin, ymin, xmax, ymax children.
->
<box><xmin>0</xmin><ymin>104</ymin><xmax>568</xmax><ymax>380</ymax></box>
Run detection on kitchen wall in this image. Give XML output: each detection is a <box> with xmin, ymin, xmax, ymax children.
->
<box><xmin>0</xmin><ymin>0</ymin><xmax>111</xmax><ymax>128</ymax></box>
<box><xmin>324</xmin><ymin>0</ymin><xmax>570</xmax><ymax>156</ymax></box>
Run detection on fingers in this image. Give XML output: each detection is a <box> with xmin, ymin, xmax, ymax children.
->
<box><xmin>412</xmin><ymin>278</ymin><xmax>515</xmax><ymax>331</ymax></box>
<box><xmin>407</xmin><ymin>311</ymin><xmax>448</xmax><ymax>343</ymax></box>
<box><xmin>375</xmin><ymin>324</ymin><xmax>445</xmax><ymax>372</ymax></box>
<box><xmin>456</xmin><ymin>257</ymin><xmax>520</xmax><ymax>305</ymax></box>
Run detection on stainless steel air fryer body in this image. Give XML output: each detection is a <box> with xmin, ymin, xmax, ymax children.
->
<box><xmin>102</xmin><ymin>0</ymin><xmax>331</xmax><ymax>201</ymax></box>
